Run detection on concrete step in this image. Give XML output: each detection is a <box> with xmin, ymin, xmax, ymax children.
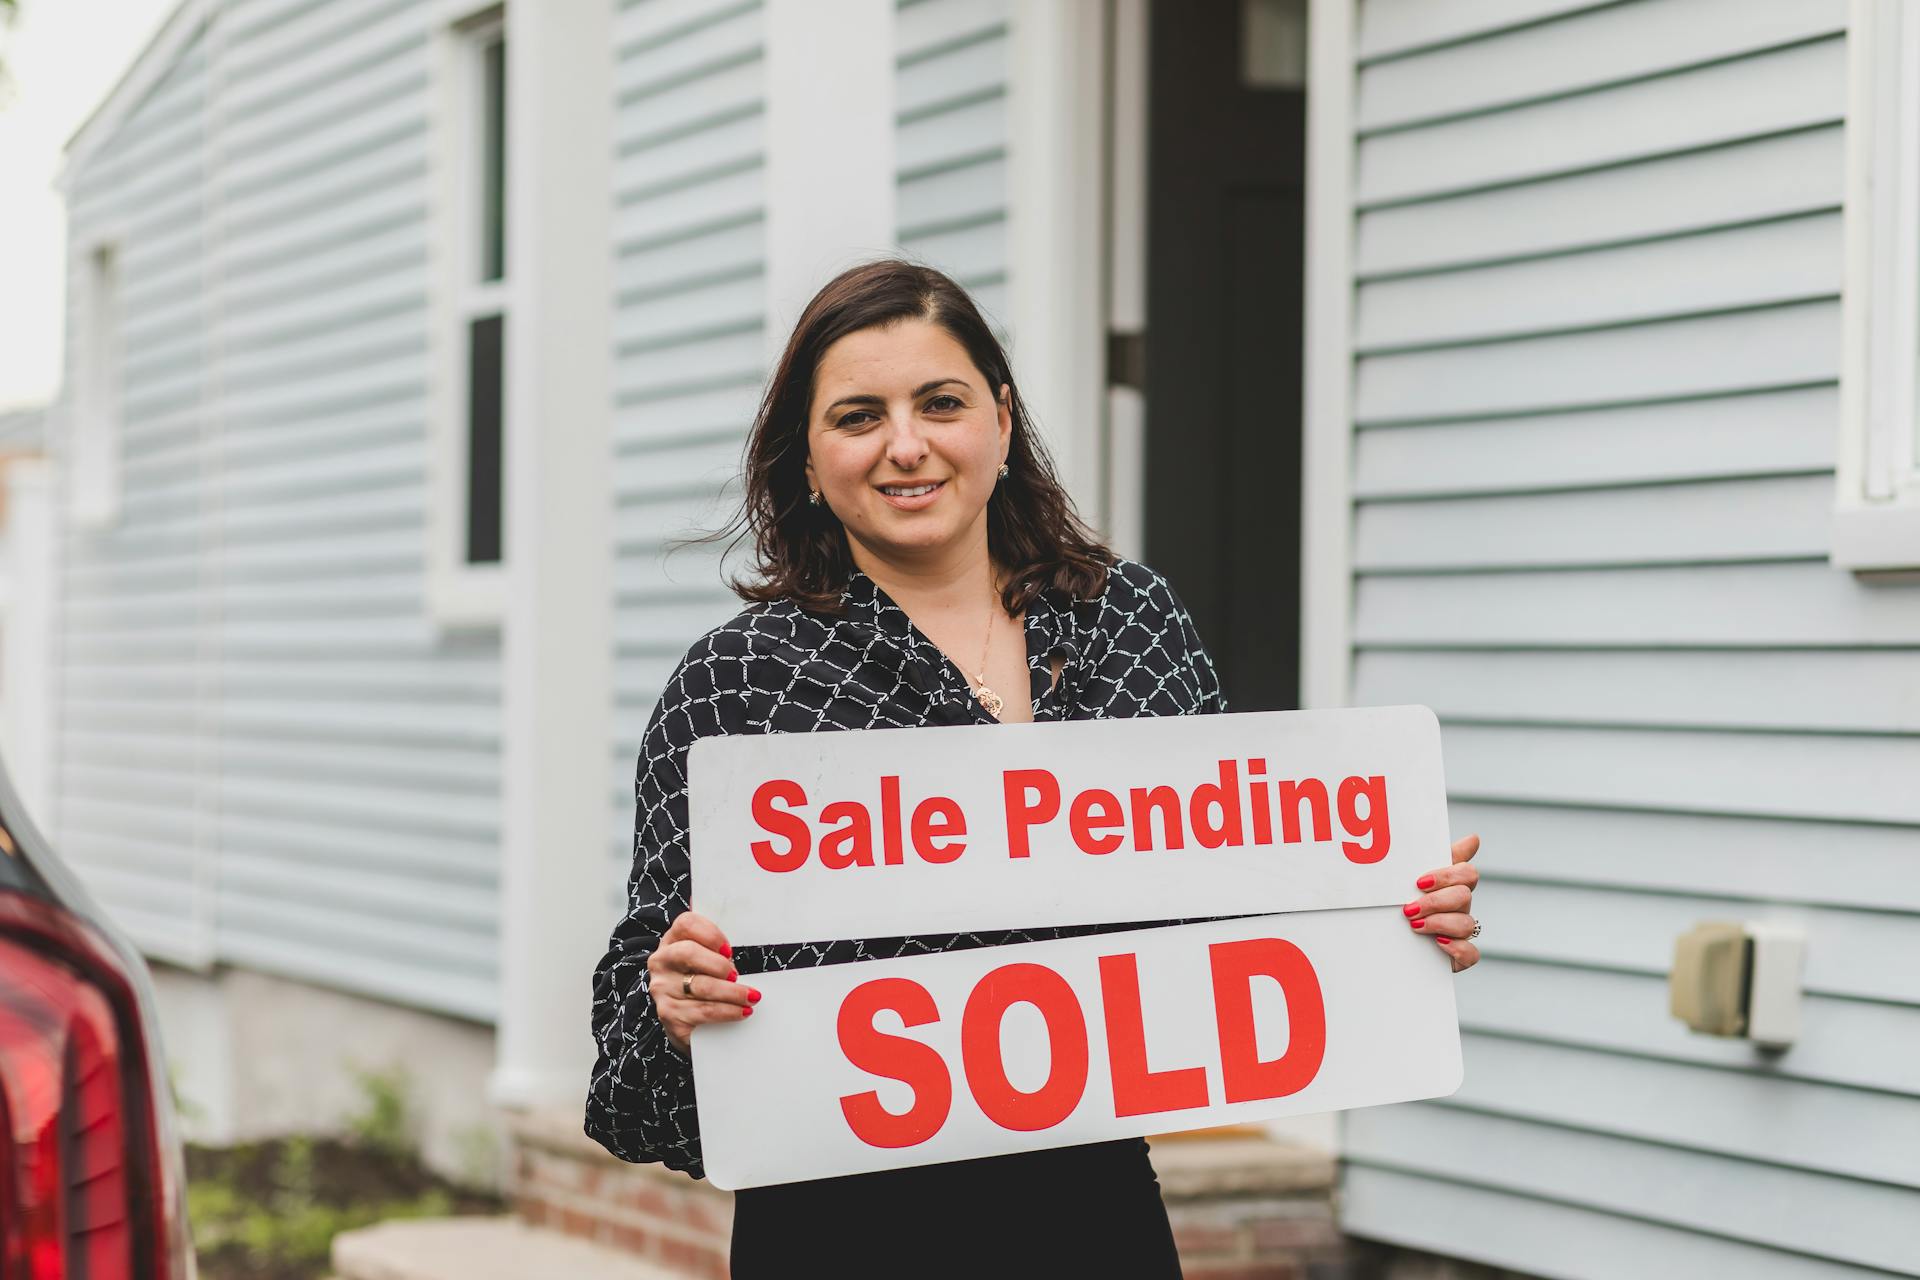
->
<box><xmin>332</xmin><ymin>1216</ymin><xmax>689</xmax><ymax>1280</ymax></box>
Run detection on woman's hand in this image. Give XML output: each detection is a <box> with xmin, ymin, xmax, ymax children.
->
<box><xmin>1404</xmin><ymin>833</ymin><xmax>1481</xmax><ymax>974</ymax></box>
<box><xmin>648</xmin><ymin>909</ymin><xmax>761</xmax><ymax>1056</ymax></box>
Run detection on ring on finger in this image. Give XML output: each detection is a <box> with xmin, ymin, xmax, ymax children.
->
<box><xmin>1468</xmin><ymin>921</ymin><xmax>1482</xmax><ymax>940</ymax></box>
<box><xmin>681</xmin><ymin>972</ymin><xmax>694</xmax><ymax>999</ymax></box>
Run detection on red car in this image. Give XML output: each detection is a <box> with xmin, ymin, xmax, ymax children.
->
<box><xmin>0</xmin><ymin>764</ymin><xmax>195</xmax><ymax>1278</ymax></box>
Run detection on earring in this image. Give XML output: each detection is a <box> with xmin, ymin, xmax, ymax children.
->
<box><xmin>997</xmin><ymin>463</ymin><xmax>1009</xmax><ymax>478</ymax></box>
<box><xmin>808</xmin><ymin>489</ymin><xmax>822</xmax><ymax>506</ymax></box>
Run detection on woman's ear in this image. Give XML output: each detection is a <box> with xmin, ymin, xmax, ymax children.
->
<box><xmin>996</xmin><ymin>383</ymin><xmax>1012</xmax><ymax>456</ymax></box>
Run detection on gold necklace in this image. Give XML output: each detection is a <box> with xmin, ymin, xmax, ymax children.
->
<box><xmin>968</xmin><ymin>589</ymin><xmax>1004</xmax><ymax>719</ymax></box>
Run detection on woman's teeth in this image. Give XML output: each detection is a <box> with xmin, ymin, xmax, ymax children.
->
<box><xmin>881</xmin><ymin>483</ymin><xmax>940</xmax><ymax>497</ymax></box>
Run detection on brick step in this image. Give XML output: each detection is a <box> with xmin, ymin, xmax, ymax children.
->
<box><xmin>509</xmin><ymin>1109</ymin><xmax>732</xmax><ymax>1279</ymax></box>
<box><xmin>331</xmin><ymin>1217</ymin><xmax>685</xmax><ymax>1280</ymax></box>
<box><xmin>507</xmin><ymin>1107</ymin><xmax>1347</xmax><ymax>1279</ymax></box>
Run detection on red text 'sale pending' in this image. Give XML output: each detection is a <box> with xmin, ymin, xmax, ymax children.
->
<box><xmin>749</xmin><ymin>762</ymin><xmax>1391</xmax><ymax>873</ymax></box>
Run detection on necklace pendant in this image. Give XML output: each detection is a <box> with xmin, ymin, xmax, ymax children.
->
<box><xmin>972</xmin><ymin>682</ymin><xmax>1005</xmax><ymax>719</ymax></box>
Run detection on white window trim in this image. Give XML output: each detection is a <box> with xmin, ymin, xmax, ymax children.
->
<box><xmin>426</xmin><ymin>1</ymin><xmax>509</xmax><ymax>628</ymax></box>
<box><xmin>69</xmin><ymin>237</ymin><xmax>124</xmax><ymax>530</ymax></box>
<box><xmin>1835</xmin><ymin>0</ymin><xmax>1920</xmax><ymax>571</ymax></box>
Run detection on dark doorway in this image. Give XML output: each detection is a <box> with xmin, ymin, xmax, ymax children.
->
<box><xmin>1142</xmin><ymin>0</ymin><xmax>1306</xmax><ymax>712</ymax></box>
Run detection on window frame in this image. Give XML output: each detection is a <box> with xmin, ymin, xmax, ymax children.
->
<box><xmin>1835</xmin><ymin>0</ymin><xmax>1920</xmax><ymax>571</ymax></box>
<box><xmin>426</xmin><ymin>1</ymin><xmax>510</xmax><ymax>627</ymax></box>
<box><xmin>69</xmin><ymin>238</ymin><xmax>124</xmax><ymax>529</ymax></box>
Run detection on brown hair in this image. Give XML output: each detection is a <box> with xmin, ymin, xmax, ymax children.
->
<box><xmin>715</xmin><ymin>258</ymin><xmax>1113</xmax><ymax>615</ymax></box>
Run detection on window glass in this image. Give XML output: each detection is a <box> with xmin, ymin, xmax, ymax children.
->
<box><xmin>466</xmin><ymin>313</ymin><xmax>504</xmax><ymax>564</ymax></box>
<box><xmin>480</xmin><ymin>34</ymin><xmax>506</xmax><ymax>283</ymax></box>
<box><xmin>1242</xmin><ymin>0</ymin><xmax>1306</xmax><ymax>90</ymax></box>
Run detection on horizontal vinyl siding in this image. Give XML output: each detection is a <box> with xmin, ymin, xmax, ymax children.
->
<box><xmin>605</xmin><ymin>0</ymin><xmax>769</xmax><ymax>913</ymax></box>
<box><xmin>56</xmin><ymin>0</ymin><xmax>501</xmax><ymax>1021</ymax></box>
<box><xmin>210</xmin><ymin>0</ymin><xmax>499</xmax><ymax>1021</ymax></box>
<box><xmin>56</xmin><ymin>25</ymin><xmax>216</xmax><ymax>968</ymax></box>
<box><xmin>1338</xmin><ymin>3</ymin><xmax>1920</xmax><ymax>1276</ymax></box>
<box><xmin>895</xmin><ymin>0</ymin><xmax>1010</xmax><ymax>332</ymax></box>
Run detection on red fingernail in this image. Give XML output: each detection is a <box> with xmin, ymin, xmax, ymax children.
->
<box><xmin>1417</xmin><ymin>875</ymin><xmax>1436</xmax><ymax>891</ymax></box>
<box><xmin>748</xmin><ymin>988</ymin><xmax>762</xmax><ymax>1004</ymax></box>
<box><xmin>1402</xmin><ymin>902</ymin><xmax>1419</xmax><ymax>917</ymax></box>
<box><xmin>1411</xmin><ymin>919</ymin><xmax>1425</xmax><ymax>930</ymax></box>
<box><xmin>721</xmin><ymin>942</ymin><xmax>733</xmax><ymax>958</ymax></box>
<box><xmin>741</xmin><ymin>1005</ymin><xmax>753</xmax><ymax>1017</ymax></box>
<box><xmin>728</xmin><ymin>968</ymin><xmax>738</xmax><ymax>982</ymax></box>
<box><xmin>1435</xmin><ymin>936</ymin><xmax>1453</xmax><ymax>944</ymax></box>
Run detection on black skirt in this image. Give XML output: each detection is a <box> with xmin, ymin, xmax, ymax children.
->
<box><xmin>727</xmin><ymin>1138</ymin><xmax>1184</xmax><ymax>1278</ymax></box>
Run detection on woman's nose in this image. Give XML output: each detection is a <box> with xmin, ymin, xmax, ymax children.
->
<box><xmin>883</xmin><ymin>414</ymin><xmax>930</xmax><ymax>469</ymax></box>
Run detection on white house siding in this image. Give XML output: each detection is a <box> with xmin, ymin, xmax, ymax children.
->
<box><xmin>58</xmin><ymin>0</ymin><xmax>503</xmax><ymax>1021</ymax></box>
<box><xmin>1337</xmin><ymin>2</ymin><xmax>1920</xmax><ymax>1276</ymax></box>
<box><xmin>57</xmin><ymin>22</ymin><xmax>219</xmax><ymax>969</ymax></box>
<box><xmin>604</xmin><ymin>0</ymin><xmax>771</xmax><ymax>915</ymax></box>
<box><xmin>894</xmin><ymin>0</ymin><xmax>1010</xmax><ymax>335</ymax></box>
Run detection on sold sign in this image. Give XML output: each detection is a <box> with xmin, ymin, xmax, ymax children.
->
<box><xmin>687</xmin><ymin>706</ymin><xmax>1462</xmax><ymax>1188</ymax></box>
<box><xmin>689</xmin><ymin>705</ymin><xmax>1446</xmax><ymax>943</ymax></box>
<box><xmin>693</xmin><ymin>907</ymin><xmax>1461</xmax><ymax>1189</ymax></box>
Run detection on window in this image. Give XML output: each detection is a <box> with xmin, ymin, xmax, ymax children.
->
<box><xmin>1242</xmin><ymin>0</ymin><xmax>1307</xmax><ymax>90</ymax></box>
<box><xmin>70</xmin><ymin>242</ymin><xmax>122</xmax><ymax>527</ymax></box>
<box><xmin>428</xmin><ymin>5</ymin><xmax>509</xmax><ymax>624</ymax></box>
<box><xmin>1836</xmin><ymin>0</ymin><xmax>1920</xmax><ymax>570</ymax></box>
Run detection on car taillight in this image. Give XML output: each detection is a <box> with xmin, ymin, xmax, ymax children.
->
<box><xmin>0</xmin><ymin>892</ymin><xmax>180</xmax><ymax>1280</ymax></box>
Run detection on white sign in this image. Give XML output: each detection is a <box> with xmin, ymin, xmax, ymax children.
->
<box><xmin>689</xmin><ymin>705</ymin><xmax>1446</xmax><ymax>944</ymax></box>
<box><xmin>694</xmin><ymin>907</ymin><xmax>1461</xmax><ymax>1189</ymax></box>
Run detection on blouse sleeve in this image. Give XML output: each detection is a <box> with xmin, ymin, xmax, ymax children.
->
<box><xmin>585</xmin><ymin>631</ymin><xmax>750</xmax><ymax>1178</ymax></box>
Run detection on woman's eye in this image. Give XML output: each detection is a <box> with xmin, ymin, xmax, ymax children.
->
<box><xmin>836</xmin><ymin>411</ymin><xmax>875</xmax><ymax>428</ymax></box>
<box><xmin>927</xmin><ymin>395</ymin><xmax>962</xmax><ymax>412</ymax></box>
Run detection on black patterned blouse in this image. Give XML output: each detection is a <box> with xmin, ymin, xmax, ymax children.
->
<box><xmin>584</xmin><ymin>557</ymin><xmax>1227</xmax><ymax>1179</ymax></box>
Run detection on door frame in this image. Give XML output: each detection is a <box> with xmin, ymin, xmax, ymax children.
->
<box><xmin>1300</xmin><ymin>0</ymin><xmax>1357</xmax><ymax>712</ymax></box>
<box><xmin>1007</xmin><ymin>1</ymin><xmax>1115</xmax><ymax>536</ymax></box>
<box><xmin>1010</xmin><ymin>0</ymin><xmax>1356</xmax><ymax>713</ymax></box>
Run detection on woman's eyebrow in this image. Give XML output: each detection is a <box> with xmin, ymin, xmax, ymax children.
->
<box><xmin>822</xmin><ymin>377</ymin><xmax>971</xmax><ymax>415</ymax></box>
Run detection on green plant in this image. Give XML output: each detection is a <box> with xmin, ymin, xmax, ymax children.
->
<box><xmin>343</xmin><ymin>1061</ymin><xmax>417</xmax><ymax>1164</ymax></box>
<box><xmin>274</xmin><ymin>1135</ymin><xmax>317</xmax><ymax>1202</ymax></box>
<box><xmin>451</xmin><ymin>1122</ymin><xmax>500</xmax><ymax>1190</ymax></box>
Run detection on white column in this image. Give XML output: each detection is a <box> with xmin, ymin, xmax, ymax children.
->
<box><xmin>490</xmin><ymin>0</ymin><xmax>617</xmax><ymax>1111</ymax></box>
<box><xmin>1007</xmin><ymin>0</ymin><xmax>1110</xmax><ymax>529</ymax></box>
<box><xmin>763</xmin><ymin>0</ymin><xmax>896</xmax><ymax>358</ymax></box>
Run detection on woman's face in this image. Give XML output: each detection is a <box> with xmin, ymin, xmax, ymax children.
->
<box><xmin>803</xmin><ymin>318</ymin><xmax>1011</xmax><ymax>571</ymax></box>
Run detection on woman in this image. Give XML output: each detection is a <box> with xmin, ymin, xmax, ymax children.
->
<box><xmin>586</xmin><ymin>259</ymin><xmax>1481</xmax><ymax>1276</ymax></box>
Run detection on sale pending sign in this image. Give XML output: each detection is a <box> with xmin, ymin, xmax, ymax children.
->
<box><xmin>688</xmin><ymin>705</ymin><xmax>1447</xmax><ymax>942</ymax></box>
<box><xmin>686</xmin><ymin>705</ymin><xmax>1462</xmax><ymax>1189</ymax></box>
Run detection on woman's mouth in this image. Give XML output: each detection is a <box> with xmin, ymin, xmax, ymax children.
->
<box><xmin>876</xmin><ymin>480</ymin><xmax>945</xmax><ymax>509</ymax></box>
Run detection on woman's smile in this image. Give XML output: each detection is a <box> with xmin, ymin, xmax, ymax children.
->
<box><xmin>875</xmin><ymin>478</ymin><xmax>946</xmax><ymax>509</ymax></box>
